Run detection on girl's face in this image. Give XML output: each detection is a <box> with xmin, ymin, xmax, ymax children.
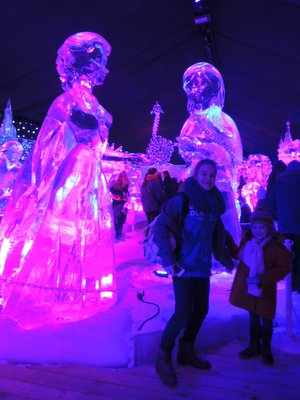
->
<box><xmin>196</xmin><ymin>164</ymin><xmax>216</xmax><ymax>191</ymax></box>
<box><xmin>251</xmin><ymin>223</ymin><xmax>269</xmax><ymax>241</ymax></box>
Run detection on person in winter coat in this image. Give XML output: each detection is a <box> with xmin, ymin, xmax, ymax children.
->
<box><xmin>141</xmin><ymin>167</ymin><xmax>165</xmax><ymax>236</ymax></box>
<box><xmin>265</xmin><ymin>160</ymin><xmax>287</xmax><ymax>201</ymax></box>
<box><xmin>152</xmin><ymin>159</ymin><xmax>227</xmax><ymax>387</ymax></box>
<box><xmin>162</xmin><ymin>170</ymin><xmax>179</xmax><ymax>200</ymax></box>
<box><xmin>266</xmin><ymin>160</ymin><xmax>300</xmax><ymax>294</ymax></box>
<box><xmin>227</xmin><ymin>207</ymin><xmax>291</xmax><ymax>366</ymax></box>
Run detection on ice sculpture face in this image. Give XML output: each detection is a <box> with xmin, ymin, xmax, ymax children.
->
<box><xmin>56</xmin><ymin>32</ymin><xmax>111</xmax><ymax>90</ymax></box>
<box><xmin>183</xmin><ymin>62</ymin><xmax>225</xmax><ymax>113</ymax></box>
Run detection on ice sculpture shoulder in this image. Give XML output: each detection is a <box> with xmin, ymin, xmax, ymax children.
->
<box><xmin>177</xmin><ymin>62</ymin><xmax>243</xmax><ymax>243</ymax></box>
<box><xmin>0</xmin><ymin>32</ymin><xmax>116</xmax><ymax>328</ymax></box>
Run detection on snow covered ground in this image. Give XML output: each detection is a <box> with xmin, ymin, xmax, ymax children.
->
<box><xmin>0</xmin><ymin>225</ymin><xmax>299</xmax><ymax>367</ymax></box>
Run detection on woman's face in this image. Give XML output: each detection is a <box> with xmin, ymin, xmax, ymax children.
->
<box><xmin>196</xmin><ymin>164</ymin><xmax>216</xmax><ymax>190</ymax></box>
<box><xmin>251</xmin><ymin>223</ymin><xmax>269</xmax><ymax>241</ymax></box>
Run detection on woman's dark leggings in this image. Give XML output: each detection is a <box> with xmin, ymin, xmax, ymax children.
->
<box><xmin>249</xmin><ymin>312</ymin><xmax>273</xmax><ymax>351</ymax></box>
<box><xmin>160</xmin><ymin>277</ymin><xmax>210</xmax><ymax>351</ymax></box>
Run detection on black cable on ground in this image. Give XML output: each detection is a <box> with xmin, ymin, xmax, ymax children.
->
<box><xmin>128</xmin><ymin>283</ymin><xmax>160</xmax><ymax>331</ymax></box>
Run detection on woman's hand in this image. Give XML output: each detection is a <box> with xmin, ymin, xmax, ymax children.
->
<box><xmin>164</xmin><ymin>263</ymin><xmax>185</xmax><ymax>277</ymax></box>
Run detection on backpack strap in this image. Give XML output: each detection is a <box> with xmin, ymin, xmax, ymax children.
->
<box><xmin>169</xmin><ymin>191</ymin><xmax>189</xmax><ymax>231</ymax></box>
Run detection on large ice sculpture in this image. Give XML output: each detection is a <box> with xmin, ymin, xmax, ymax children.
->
<box><xmin>0</xmin><ymin>32</ymin><xmax>116</xmax><ymax>328</ymax></box>
<box><xmin>177</xmin><ymin>62</ymin><xmax>243</xmax><ymax>243</ymax></box>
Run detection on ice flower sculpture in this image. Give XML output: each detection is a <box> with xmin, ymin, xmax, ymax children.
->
<box><xmin>177</xmin><ymin>62</ymin><xmax>243</xmax><ymax>243</ymax></box>
<box><xmin>238</xmin><ymin>154</ymin><xmax>272</xmax><ymax>211</ymax></box>
<box><xmin>0</xmin><ymin>32</ymin><xmax>116</xmax><ymax>328</ymax></box>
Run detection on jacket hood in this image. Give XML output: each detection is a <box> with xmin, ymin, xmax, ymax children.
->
<box><xmin>183</xmin><ymin>177</ymin><xmax>226</xmax><ymax>216</ymax></box>
<box><xmin>277</xmin><ymin>160</ymin><xmax>300</xmax><ymax>186</ymax></box>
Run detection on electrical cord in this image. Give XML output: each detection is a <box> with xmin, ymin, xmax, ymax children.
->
<box><xmin>128</xmin><ymin>284</ymin><xmax>160</xmax><ymax>331</ymax></box>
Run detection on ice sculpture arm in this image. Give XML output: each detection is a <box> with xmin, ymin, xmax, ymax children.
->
<box><xmin>178</xmin><ymin>111</ymin><xmax>242</xmax><ymax>167</ymax></box>
<box><xmin>31</xmin><ymin>86</ymin><xmax>111</xmax><ymax>198</ymax></box>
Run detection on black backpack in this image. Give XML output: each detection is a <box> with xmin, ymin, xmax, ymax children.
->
<box><xmin>143</xmin><ymin>192</ymin><xmax>189</xmax><ymax>266</ymax></box>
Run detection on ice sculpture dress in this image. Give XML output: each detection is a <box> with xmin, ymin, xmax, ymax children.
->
<box><xmin>177</xmin><ymin>62</ymin><xmax>243</xmax><ymax>244</ymax></box>
<box><xmin>0</xmin><ymin>81</ymin><xmax>116</xmax><ymax>327</ymax></box>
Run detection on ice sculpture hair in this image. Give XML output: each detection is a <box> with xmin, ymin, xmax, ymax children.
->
<box><xmin>56</xmin><ymin>32</ymin><xmax>111</xmax><ymax>90</ymax></box>
<box><xmin>183</xmin><ymin>62</ymin><xmax>225</xmax><ymax>113</ymax></box>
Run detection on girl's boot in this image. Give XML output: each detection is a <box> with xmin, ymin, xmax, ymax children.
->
<box><xmin>155</xmin><ymin>348</ymin><xmax>177</xmax><ymax>387</ymax></box>
<box><xmin>177</xmin><ymin>341</ymin><xmax>211</xmax><ymax>369</ymax></box>
<box><xmin>239</xmin><ymin>325</ymin><xmax>261</xmax><ymax>359</ymax></box>
<box><xmin>261</xmin><ymin>328</ymin><xmax>274</xmax><ymax>366</ymax></box>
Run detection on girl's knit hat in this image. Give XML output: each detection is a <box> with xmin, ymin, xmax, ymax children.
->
<box><xmin>250</xmin><ymin>207</ymin><xmax>274</xmax><ymax>226</ymax></box>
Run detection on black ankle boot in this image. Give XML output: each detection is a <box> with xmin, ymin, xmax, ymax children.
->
<box><xmin>262</xmin><ymin>351</ymin><xmax>274</xmax><ymax>366</ymax></box>
<box><xmin>239</xmin><ymin>345</ymin><xmax>261</xmax><ymax>359</ymax></box>
<box><xmin>177</xmin><ymin>341</ymin><xmax>211</xmax><ymax>370</ymax></box>
<box><xmin>155</xmin><ymin>348</ymin><xmax>177</xmax><ymax>387</ymax></box>
<box><xmin>261</xmin><ymin>324</ymin><xmax>274</xmax><ymax>366</ymax></box>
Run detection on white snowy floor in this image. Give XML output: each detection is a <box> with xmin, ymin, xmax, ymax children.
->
<box><xmin>0</xmin><ymin>224</ymin><xmax>299</xmax><ymax>367</ymax></box>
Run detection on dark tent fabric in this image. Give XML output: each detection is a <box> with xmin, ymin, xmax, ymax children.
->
<box><xmin>1</xmin><ymin>0</ymin><xmax>300</xmax><ymax>163</ymax></box>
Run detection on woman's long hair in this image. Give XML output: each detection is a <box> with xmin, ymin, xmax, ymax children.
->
<box><xmin>193</xmin><ymin>159</ymin><xmax>217</xmax><ymax>179</ymax></box>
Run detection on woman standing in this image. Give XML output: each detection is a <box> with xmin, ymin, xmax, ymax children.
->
<box><xmin>152</xmin><ymin>159</ymin><xmax>226</xmax><ymax>387</ymax></box>
<box><xmin>141</xmin><ymin>167</ymin><xmax>165</xmax><ymax>236</ymax></box>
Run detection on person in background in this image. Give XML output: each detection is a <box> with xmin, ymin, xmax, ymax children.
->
<box><xmin>162</xmin><ymin>170</ymin><xmax>179</xmax><ymax>200</ymax></box>
<box><xmin>227</xmin><ymin>207</ymin><xmax>291</xmax><ymax>366</ymax></box>
<box><xmin>141</xmin><ymin>167</ymin><xmax>165</xmax><ymax>236</ymax></box>
<box><xmin>265</xmin><ymin>160</ymin><xmax>287</xmax><ymax>201</ymax></box>
<box><xmin>238</xmin><ymin>195</ymin><xmax>252</xmax><ymax>229</ymax></box>
<box><xmin>110</xmin><ymin>171</ymin><xmax>130</xmax><ymax>241</ymax></box>
<box><xmin>152</xmin><ymin>159</ymin><xmax>226</xmax><ymax>387</ymax></box>
<box><xmin>266</xmin><ymin>160</ymin><xmax>300</xmax><ymax>294</ymax></box>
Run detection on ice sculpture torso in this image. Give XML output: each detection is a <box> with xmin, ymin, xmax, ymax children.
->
<box><xmin>177</xmin><ymin>62</ymin><xmax>243</xmax><ymax>243</ymax></box>
<box><xmin>0</xmin><ymin>32</ymin><xmax>116</xmax><ymax>328</ymax></box>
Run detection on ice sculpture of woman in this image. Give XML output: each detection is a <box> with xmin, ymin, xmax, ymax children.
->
<box><xmin>177</xmin><ymin>62</ymin><xmax>243</xmax><ymax>243</ymax></box>
<box><xmin>0</xmin><ymin>32</ymin><xmax>116</xmax><ymax>327</ymax></box>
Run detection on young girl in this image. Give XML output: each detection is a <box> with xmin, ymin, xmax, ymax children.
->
<box><xmin>228</xmin><ymin>207</ymin><xmax>291</xmax><ymax>366</ymax></box>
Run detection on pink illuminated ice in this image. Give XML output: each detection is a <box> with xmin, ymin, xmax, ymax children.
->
<box><xmin>177</xmin><ymin>62</ymin><xmax>243</xmax><ymax>243</ymax></box>
<box><xmin>0</xmin><ymin>32</ymin><xmax>116</xmax><ymax>328</ymax></box>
